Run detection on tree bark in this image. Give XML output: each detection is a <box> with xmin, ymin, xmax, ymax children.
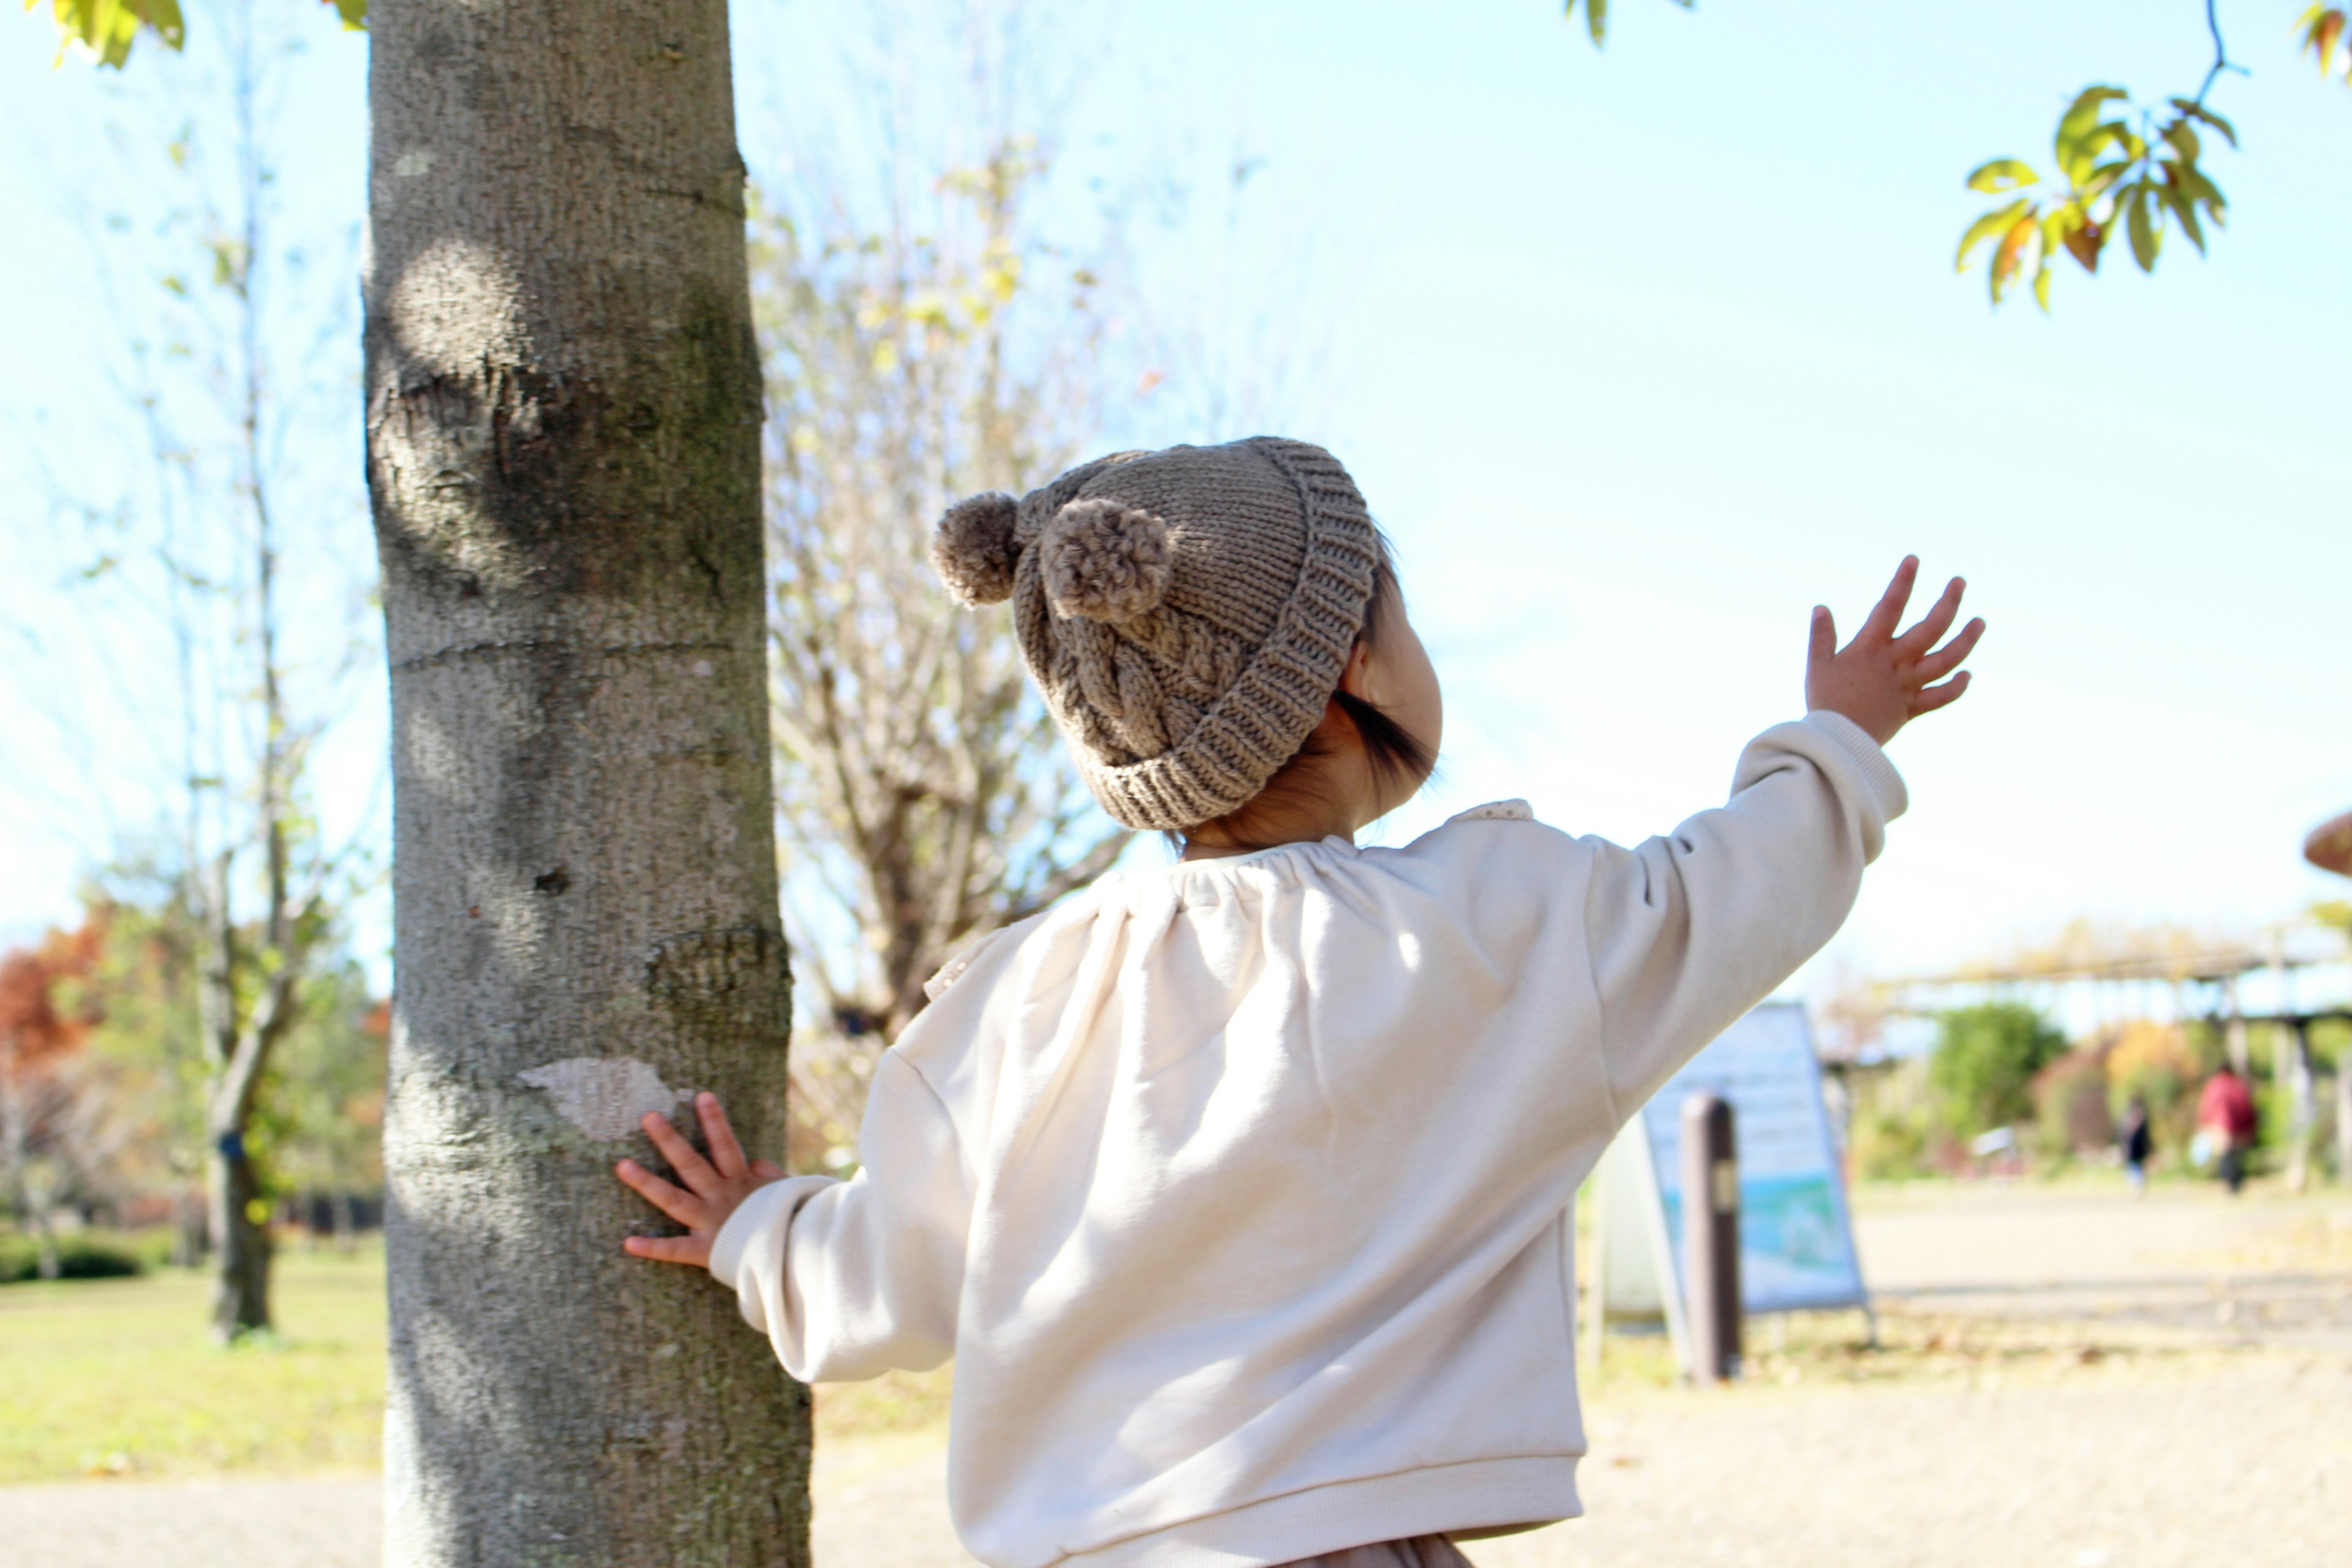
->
<box><xmin>206</xmin><ymin>1128</ymin><xmax>271</xmax><ymax>1335</ymax></box>
<box><xmin>366</xmin><ymin>4</ymin><xmax>809</xmax><ymax>1564</ymax></box>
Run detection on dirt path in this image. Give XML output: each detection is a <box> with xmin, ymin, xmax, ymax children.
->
<box><xmin>802</xmin><ymin>1353</ymin><xmax>2352</xmax><ymax>1568</ymax></box>
<box><xmin>0</xmin><ymin>1476</ymin><xmax>381</xmax><ymax>1568</ymax></box>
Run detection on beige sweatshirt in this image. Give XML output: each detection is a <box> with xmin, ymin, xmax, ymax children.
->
<box><xmin>711</xmin><ymin>711</ymin><xmax>1906</xmax><ymax>1568</ymax></box>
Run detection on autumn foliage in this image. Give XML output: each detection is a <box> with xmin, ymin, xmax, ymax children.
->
<box><xmin>0</xmin><ymin>913</ymin><xmax>108</xmax><ymax>1075</ymax></box>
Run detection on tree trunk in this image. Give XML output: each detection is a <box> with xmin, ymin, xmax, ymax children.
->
<box><xmin>366</xmin><ymin>4</ymin><xmax>808</xmax><ymax>1565</ymax></box>
<box><xmin>206</xmin><ymin>1129</ymin><xmax>271</xmax><ymax>1338</ymax></box>
<box><xmin>1</xmin><ymin>1044</ymin><xmax>63</xmax><ymax>1284</ymax></box>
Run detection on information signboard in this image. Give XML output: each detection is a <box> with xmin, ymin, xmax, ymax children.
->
<box><xmin>1590</xmin><ymin>1002</ymin><xmax>1868</xmax><ymax>1365</ymax></box>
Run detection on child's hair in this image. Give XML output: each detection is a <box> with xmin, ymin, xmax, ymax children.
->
<box><xmin>1176</xmin><ymin>538</ymin><xmax>1436</xmax><ymax>853</ymax></box>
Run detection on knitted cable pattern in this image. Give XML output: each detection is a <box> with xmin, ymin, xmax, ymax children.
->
<box><xmin>935</xmin><ymin>437</ymin><xmax>1379</xmax><ymax>831</ymax></box>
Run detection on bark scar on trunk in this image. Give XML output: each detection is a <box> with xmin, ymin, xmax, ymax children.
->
<box><xmin>516</xmin><ymin>1057</ymin><xmax>682</xmax><ymax>1142</ymax></box>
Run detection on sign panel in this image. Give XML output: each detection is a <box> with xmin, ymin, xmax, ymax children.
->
<box><xmin>1610</xmin><ymin>1001</ymin><xmax>1867</xmax><ymax>1317</ymax></box>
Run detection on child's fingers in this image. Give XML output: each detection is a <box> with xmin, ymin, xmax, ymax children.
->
<box><xmin>1912</xmin><ymin>617</ymin><xmax>1985</xmax><ymax>684</ymax></box>
<box><xmin>1856</xmin><ymin>556</ymin><xmax>1919</xmax><ymax>646</ymax></box>
<box><xmin>1807</xmin><ymin>605</ymin><xmax>1836</xmax><ymax>669</ymax></box>
<box><xmin>1909</xmin><ymin>669</ymin><xmax>1972</xmax><ymax>714</ymax></box>
<box><xmin>1893</xmin><ymin>576</ymin><xmax>1965</xmax><ymax>656</ymax></box>
<box><xmin>696</xmin><ymin>1092</ymin><xmax>751</xmax><ymax>1180</ymax></box>
<box><xmin>622</xmin><ymin>1232</ymin><xmax>711</xmax><ymax>1268</ymax></box>
<box><xmin>641</xmin><ymin>1110</ymin><xmax>723</xmax><ymax>1194</ymax></box>
<box><xmin>752</xmin><ymin>1159</ymin><xmax>785</xmax><ymax>1180</ymax></box>
<box><xmin>615</xmin><ymin>1158</ymin><xmax>706</xmax><ymax>1228</ymax></box>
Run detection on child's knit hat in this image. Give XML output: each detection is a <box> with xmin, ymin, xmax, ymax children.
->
<box><xmin>931</xmin><ymin>437</ymin><xmax>1381</xmax><ymax>831</ymax></box>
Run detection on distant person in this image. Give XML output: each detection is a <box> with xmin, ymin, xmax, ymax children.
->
<box><xmin>2197</xmin><ymin>1065</ymin><xmax>2258</xmax><ymax>1196</ymax></box>
<box><xmin>608</xmin><ymin>444</ymin><xmax>1982</xmax><ymax>1568</ymax></box>
<box><xmin>2117</xmin><ymin>1096</ymin><xmax>2153</xmax><ymax>1196</ymax></box>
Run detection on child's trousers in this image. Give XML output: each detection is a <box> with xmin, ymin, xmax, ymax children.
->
<box><xmin>1276</xmin><ymin>1536</ymin><xmax>1472</xmax><ymax>1567</ymax></box>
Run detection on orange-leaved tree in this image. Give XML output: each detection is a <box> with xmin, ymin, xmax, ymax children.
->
<box><xmin>0</xmin><ymin>915</ymin><xmax>107</xmax><ymax>1279</ymax></box>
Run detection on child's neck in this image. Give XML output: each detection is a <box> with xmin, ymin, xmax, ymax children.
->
<box><xmin>1180</xmin><ymin>814</ymin><xmax>1355</xmax><ymax>861</ymax></box>
<box><xmin>1179</xmin><ymin>717</ymin><xmax>1375</xmax><ymax>861</ymax></box>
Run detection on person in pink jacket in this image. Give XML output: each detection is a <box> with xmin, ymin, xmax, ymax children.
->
<box><xmin>613</xmin><ymin>439</ymin><xmax>1983</xmax><ymax>1568</ymax></box>
<box><xmin>2198</xmin><ymin>1064</ymin><xmax>2259</xmax><ymax>1195</ymax></box>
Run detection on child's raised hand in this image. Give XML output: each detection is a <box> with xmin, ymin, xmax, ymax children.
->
<box><xmin>1805</xmin><ymin>557</ymin><xmax>1985</xmax><ymax>747</ymax></box>
<box><xmin>615</xmin><ymin>1091</ymin><xmax>784</xmax><ymax>1270</ymax></box>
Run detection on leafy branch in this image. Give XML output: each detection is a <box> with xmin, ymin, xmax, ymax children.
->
<box><xmin>1956</xmin><ymin>85</ymin><xmax>2235</xmax><ymax>311</ymax></box>
<box><xmin>24</xmin><ymin>0</ymin><xmax>360</xmax><ymax>69</ymax></box>
<box><xmin>1957</xmin><ymin>3</ymin><xmax>2245</xmax><ymax>312</ymax></box>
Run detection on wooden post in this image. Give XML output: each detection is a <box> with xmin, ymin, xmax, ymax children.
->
<box><xmin>2286</xmin><ymin>1017</ymin><xmax>2316</xmax><ymax>1194</ymax></box>
<box><xmin>2223</xmin><ymin>974</ymin><xmax>2250</xmax><ymax>1077</ymax></box>
<box><xmin>1682</xmin><ymin>1094</ymin><xmax>1741</xmax><ymax>1384</ymax></box>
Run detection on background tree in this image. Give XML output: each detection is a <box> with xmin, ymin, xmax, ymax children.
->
<box><xmin>755</xmin><ymin>131</ymin><xmax>1129</xmax><ymax>1167</ymax></box>
<box><xmin>1930</xmin><ymin>1000</ymin><xmax>2071</xmax><ymax>1137</ymax></box>
<box><xmin>366</xmin><ymin>1</ymin><xmax>809</xmax><ymax>1562</ymax></box>
<box><xmin>0</xmin><ymin>918</ymin><xmax>107</xmax><ymax>1278</ymax></box>
<box><xmin>262</xmin><ymin>967</ymin><xmax>386</xmax><ymax>1247</ymax></box>
<box><xmin>21</xmin><ymin>0</ymin><xmax>375</xmax><ymax>1340</ymax></box>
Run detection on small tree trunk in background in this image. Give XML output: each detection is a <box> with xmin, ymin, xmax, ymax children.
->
<box><xmin>199</xmin><ymin>846</ymin><xmax>295</xmax><ymax>1341</ymax></box>
<box><xmin>367</xmin><ymin>2</ymin><xmax>808</xmax><ymax>1564</ymax></box>
<box><xmin>205</xmin><ymin>1127</ymin><xmax>271</xmax><ymax>1335</ymax></box>
<box><xmin>0</xmin><ymin>1037</ymin><xmax>62</xmax><ymax>1281</ymax></box>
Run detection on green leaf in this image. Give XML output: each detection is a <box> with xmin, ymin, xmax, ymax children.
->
<box><xmin>2080</xmin><ymin>161</ymin><xmax>2132</xmax><ymax>206</ymax></box>
<box><xmin>323</xmin><ymin>0</ymin><xmax>368</xmax><ymax>28</ymax></box>
<box><xmin>2161</xmin><ymin>120</ymin><xmax>2201</xmax><ymax>166</ymax></box>
<box><xmin>2125</xmin><ymin>184</ymin><xmax>2160</xmax><ymax>271</ymax></box>
<box><xmin>2168</xmin><ymin>162</ymin><xmax>2226</xmax><ymax>216</ymax></box>
<box><xmin>2032</xmin><ymin>258</ymin><xmax>2053</xmax><ymax>312</ymax></box>
<box><xmin>2162</xmin><ymin>184</ymin><xmax>2207</xmax><ymax>254</ymax></box>
<box><xmin>32</xmin><ymin>0</ymin><xmax>186</xmax><ymax>69</ymax></box>
<box><xmin>2054</xmin><ymin>86</ymin><xmax>2130</xmax><ymax>184</ymax></box>
<box><xmin>1569</xmin><ymin>0</ymin><xmax>1608</xmax><ymax>48</ymax></box>
<box><xmin>1956</xmin><ymin>197</ymin><xmax>2032</xmax><ymax>271</ymax></box>
<box><xmin>2168</xmin><ymin>97</ymin><xmax>2239</xmax><ymax>146</ymax></box>
<box><xmin>1966</xmin><ymin>158</ymin><xmax>2040</xmax><ymax>194</ymax></box>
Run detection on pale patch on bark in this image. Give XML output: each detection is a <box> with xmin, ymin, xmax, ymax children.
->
<box><xmin>518</xmin><ymin>1057</ymin><xmax>682</xmax><ymax>1141</ymax></box>
<box><xmin>388</xmin><ymin>233</ymin><xmax>526</xmax><ymax>374</ymax></box>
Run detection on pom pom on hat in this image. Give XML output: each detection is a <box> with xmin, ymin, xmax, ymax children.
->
<box><xmin>931</xmin><ymin>492</ymin><xmax>1022</xmax><ymax>605</ymax></box>
<box><xmin>1039</xmin><ymin>498</ymin><xmax>1172</xmax><ymax>623</ymax></box>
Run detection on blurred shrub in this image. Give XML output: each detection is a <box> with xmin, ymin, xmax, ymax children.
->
<box><xmin>1929</xmin><ymin>1001</ymin><xmax>2069</xmax><ymax>1137</ymax></box>
<box><xmin>1850</xmin><ymin>1105</ymin><xmax>1934</xmax><ymax>1181</ymax></box>
<box><xmin>2032</xmin><ymin>1049</ymin><xmax>2114</xmax><ymax>1160</ymax></box>
<box><xmin>2105</xmin><ymin>1020</ymin><xmax>2199</xmax><ymax>1167</ymax></box>
<box><xmin>0</xmin><ymin>1229</ymin><xmax>157</xmax><ymax>1284</ymax></box>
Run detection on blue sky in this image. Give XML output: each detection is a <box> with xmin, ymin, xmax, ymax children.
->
<box><xmin>3</xmin><ymin>0</ymin><xmax>2348</xmax><ymax>996</ymax></box>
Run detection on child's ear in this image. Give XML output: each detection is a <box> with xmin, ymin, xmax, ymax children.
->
<box><xmin>1336</xmin><ymin>638</ymin><xmax>1374</xmax><ymax>700</ymax></box>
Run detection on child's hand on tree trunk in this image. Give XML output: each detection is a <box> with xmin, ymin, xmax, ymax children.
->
<box><xmin>1806</xmin><ymin>556</ymin><xmax>1985</xmax><ymax>746</ymax></box>
<box><xmin>615</xmin><ymin>1092</ymin><xmax>783</xmax><ymax>1270</ymax></box>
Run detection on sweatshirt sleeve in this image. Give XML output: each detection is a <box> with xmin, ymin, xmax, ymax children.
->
<box><xmin>706</xmin><ymin>1049</ymin><xmax>973</xmax><ymax>1383</ymax></box>
<box><xmin>1582</xmin><ymin>710</ymin><xmax>1905</xmax><ymax>1123</ymax></box>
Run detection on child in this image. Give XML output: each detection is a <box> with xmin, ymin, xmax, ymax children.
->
<box><xmin>616</xmin><ymin>437</ymin><xmax>1981</xmax><ymax>1568</ymax></box>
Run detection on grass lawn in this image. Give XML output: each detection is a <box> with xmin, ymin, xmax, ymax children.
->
<box><xmin>0</xmin><ymin>1245</ymin><xmax>387</xmax><ymax>1484</ymax></box>
<box><xmin>0</xmin><ymin>1240</ymin><xmax>949</xmax><ymax>1484</ymax></box>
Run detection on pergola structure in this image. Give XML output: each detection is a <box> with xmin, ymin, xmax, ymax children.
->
<box><xmin>1860</xmin><ymin>808</ymin><xmax>2352</xmax><ymax>1188</ymax></box>
<box><xmin>1877</xmin><ymin>941</ymin><xmax>2350</xmax><ymax>1189</ymax></box>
